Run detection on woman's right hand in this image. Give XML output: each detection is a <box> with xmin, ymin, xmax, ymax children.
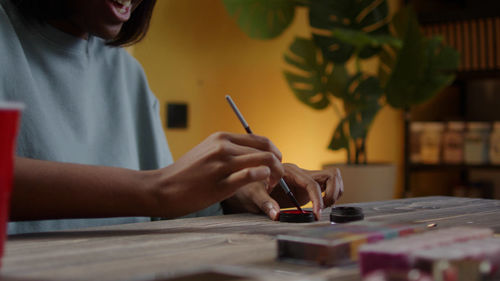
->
<box><xmin>148</xmin><ymin>132</ymin><xmax>285</xmax><ymax>218</ymax></box>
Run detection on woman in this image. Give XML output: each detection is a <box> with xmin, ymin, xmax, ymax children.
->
<box><xmin>0</xmin><ymin>0</ymin><xmax>343</xmax><ymax>234</ymax></box>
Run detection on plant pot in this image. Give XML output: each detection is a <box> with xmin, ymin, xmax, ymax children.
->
<box><xmin>323</xmin><ymin>163</ymin><xmax>396</xmax><ymax>204</ymax></box>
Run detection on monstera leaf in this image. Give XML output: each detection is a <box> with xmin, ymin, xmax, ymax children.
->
<box><xmin>385</xmin><ymin>7</ymin><xmax>460</xmax><ymax>108</ymax></box>
<box><xmin>327</xmin><ymin>64</ymin><xmax>350</xmax><ymax>99</ymax></box>
<box><xmin>328</xmin><ymin>118</ymin><xmax>349</xmax><ymax>151</ymax></box>
<box><xmin>332</xmin><ymin>28</ymin><xmax>402</xmax><ymax>51</ymax></box>
<box><xmin>222</xmin><ymin>0</ymin><xmax>299</xmax><ymax>39</ymax></box>
<box><xmin>309</xmin><ymin>0</ymin><xmax>390</xmax><ymax>63</ymax></box>
<box><xmin>283</xmin><ymin>37</ymin><xmax>332</xmax><ymax>109</ymax></box>
<box><xmin>328</xmin><ymin>76</ymin><xmax>382</xmax><ymax>153</ymax></box>
<box><xmin>347</xmin><ymin>76</ymin><xmax>383</xmax><ymax>140</ymax></box>
<box><xmin>378</xmin><ymin>45</ymin><xmax>397</xmax><ymax>88</ymax></box>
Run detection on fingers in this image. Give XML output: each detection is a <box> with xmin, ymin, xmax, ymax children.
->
<box><xmin>283</xmin><ymin>164</ymin><xmax>323</xmax><ymax>220</ymax></box>
<box><xmin>336</xmin><ymin>168</ymin><xmax>344</xmax><ymax>198</ymax></box>
<box><xmin>322</xmin><ymin>179</ymin><xmax>336</xmax><ymax>207</ymax></box>
<box><xmin>313</xmin><ymin>168</ymin><xmax>343</xmax><ymax>207</ymax></box>
<box><xmin>212</xmin><ymin>132</ymin><xmax>282</xmax><ymax>161</ymax></box>
<box><xmin>227</xmin><ymin>152</ymin><xmax>284</xmax><ymax>187</ymax></box>
<box><xmin>218</xmin><ymin>166</ymin><xmax>272</xmax><ymax>195</ymax></box>
<box><xmin>249</xmin><ymin>184</ymin><xmax>281</xmax><ymax>221</ymax></box>
<box><xmin>206</xmin><ymin>133</ymin><xmax>285</xmax><ymax>188</ymax></box>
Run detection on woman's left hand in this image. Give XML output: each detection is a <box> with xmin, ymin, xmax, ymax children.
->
<box><xmin>222</xmin><ymin>163</ymin><xmax>344</xmax><ymax>220</ymax></box>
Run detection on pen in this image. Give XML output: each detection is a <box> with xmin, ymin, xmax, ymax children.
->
<box><xmin>225</xmin><ymin>95</ymin><xmax>305</xmax><ymax>214</ymax></box>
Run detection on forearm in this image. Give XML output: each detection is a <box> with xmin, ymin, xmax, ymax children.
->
<box><xmin>10</xmin><ymin>157</ymin><xmax>159</xmax><ymax>221</ymax></box>
<box><xmin>8</xmin><ymin>132</ymin><xmax>289</xmax><ymax>221</ymax></box>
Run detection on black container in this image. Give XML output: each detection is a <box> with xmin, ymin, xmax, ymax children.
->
<box><xmin>330</xmin><ymin>207</ymin><xmax>364</xmax><ymax>223</ymax></box>
<box><xmin>279</xmin><ymin>210</ymin><xmax>315</xmax><ymax>223</ymax></box>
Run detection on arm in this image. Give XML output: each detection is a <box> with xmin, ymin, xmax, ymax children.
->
<box><xmin>11</xmin><ymin>157</ymin><xmax>159</xmax><ymax>221</ymax></box>
<box><xmin>11</xmin><ymin>132</ymin><xmax>284</xmax><ymax>221</ymax></box>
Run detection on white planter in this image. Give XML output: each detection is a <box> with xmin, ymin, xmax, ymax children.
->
<box><xmin>323</xmin><ymin>163</ymin><xmax>396</xmax><ymax>204</ymax></box>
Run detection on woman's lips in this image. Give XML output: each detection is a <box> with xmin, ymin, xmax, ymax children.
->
<box><xmin>107</xmin><ymin>0</ymin><xmax>132</xmax><ymax>22</ymax></box>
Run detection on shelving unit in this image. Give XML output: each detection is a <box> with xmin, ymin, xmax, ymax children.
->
<box><xmin>403</xmin><ymin>77</ymin><xmax>500</xmax><ymax>198</ymax></box>
<box><xmin>403</xmin><ymin>0</ymin><xmax>500</xmax><ymax>199</ymax></box>
<box><xmin>409</xmin><ymin>164</ymin><xmax>500</xmax><ymax>172</ymax></box>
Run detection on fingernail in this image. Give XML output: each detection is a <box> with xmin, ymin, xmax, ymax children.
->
<box><xmin>269</xmin><ymin>208</ymin><xmax>278</xmax><ymax>220</ymax></box>
<box><xmin>337</xmin><ymin>178</ymin><xmax>344</xmax><ymax>200</ymax></box>
<box><xmin>263</xmin><ymin>202</ymin><xmax>278</xmax><ymax>220</ymax></box>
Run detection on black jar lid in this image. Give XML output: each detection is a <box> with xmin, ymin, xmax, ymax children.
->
<box><xmin>279</xmin><ymin>210</ymin><xmax>315</xmax><ymax>223</ymax></box>
<box><xmin>330</xmin><ymin>206</ymin><xmax>364</xmax><ymax>223</ymax></box>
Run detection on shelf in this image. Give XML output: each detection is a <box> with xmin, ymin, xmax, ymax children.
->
<box><xmin>417</xmin><ymin>11</ymin><xmax>500</xmax><ymax>24</ymax></box>
<box><xmin>406</xmin><ymin>0</ymin><xmax>500</xmax><ymax>24</ymax></box>
<box><xmin>409</xmin><ymin>163</ymin><xmax>500</xmax><ymax>171</ymax></box>
<box><xmin>455</xmin><ymin>70</ymin><xmax>500</xmax><ymax>81</ymax></box>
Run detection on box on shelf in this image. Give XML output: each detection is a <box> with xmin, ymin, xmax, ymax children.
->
<box><xmin>410</xmin><ymin>121</ymin><xmax>499</xmax><ymax>165</ymax></box>
<box><xmin>464</xmin><ymin>122</ymin><xmax>491</xmax><ymax>164</ymax></box>
<box><xmin>442</xmin><ymin>121</ymin><xmax>465</xmax><ymax>164</ymax></box>
<box><xmin>489</xmin><ymin>122</ymin><xmax>500</xmax><ymax>164</ymax></box>
<box><xmin>410</xmin><ymin>122</ymin><xmax>425</xmax><ymax>163</ymax></box>
<box><xmin>420</xmin><ymin>122</ymin><xmax>445</xmax><ymax>164</ymax></box>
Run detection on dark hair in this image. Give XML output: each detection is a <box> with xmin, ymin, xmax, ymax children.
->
<box><xmin>12</xmin><ymin>0</ymin><xmax>157</xmax><ymax>47</ymax></box>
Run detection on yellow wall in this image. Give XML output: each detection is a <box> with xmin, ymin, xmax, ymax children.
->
<box><xmin>133</xmin><ymin>0</ymin><xmax>404</xmax><ymax>197</ymax></box>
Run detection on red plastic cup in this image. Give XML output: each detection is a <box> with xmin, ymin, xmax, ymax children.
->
<box><xmin>0</xmin><ymin>102</ymin><xmax>23</xmax><ymax>268</ymax></box>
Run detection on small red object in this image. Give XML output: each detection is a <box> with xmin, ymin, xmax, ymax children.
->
<box><xmin>279</xmin><ymin>210</ymin><xmax>315</xmax><ymax>223</ymax></box>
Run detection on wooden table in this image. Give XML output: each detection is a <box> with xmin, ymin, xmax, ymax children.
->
<box><xmin>1</xmin><ymin>196</ymin><xmax>500</xmax><ymax>281</ymax></box>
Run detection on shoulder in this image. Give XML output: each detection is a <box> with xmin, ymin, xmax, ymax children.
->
<box><xmin>94</xmin><ymin>40</ymin><xmax>144</xmax><ymax>70</ymax></box>
<box><xmin>93</xmin><ymin>39</ymin><xmax>148</xmax><ymax>82</ymax></box>
<box><xmin>91</xmin><ymin>39</ymin><xmax>152</xmax><ymax>95</ymax></box>
<box><xmin>91</xmin><ymin>39</ymin><xmax>158</xmax><ymax>104</ymax></box>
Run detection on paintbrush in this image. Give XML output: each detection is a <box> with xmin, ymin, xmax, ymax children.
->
<box><xmin>225</xmin><ymin>95</ymin><xmax>305</xmax><ymax>214</ymax></box>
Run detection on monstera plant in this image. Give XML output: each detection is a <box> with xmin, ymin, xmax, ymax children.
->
<box><xmin>222</xmin><ymin>0</ymin><xmax>459</xmax><ymax>164</ymax></box>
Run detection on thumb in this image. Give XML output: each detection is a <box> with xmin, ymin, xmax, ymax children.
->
<box><xmin>261</xmin><ymin>200</ymin><xmax>280</xmax><ymax>221</ymax></box>
<box><xmin>252</xmin><ymin>189</ymin><xmax>280</xmax><ymax>221</ymax></box>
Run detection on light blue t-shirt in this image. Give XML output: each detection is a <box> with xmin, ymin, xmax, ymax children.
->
<box><xmin>0</xmin><ymin>0</ymin><xmax>222</xmax><ymax>234</ymax></box>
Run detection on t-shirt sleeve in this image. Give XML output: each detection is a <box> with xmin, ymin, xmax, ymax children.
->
<box><xmin>150</xmin><ymin>91</ymin><xmax>174</xmax><ymax>167</ymax></box>
<box><xmin>0</xmin><ymin>3</ymin><xmax>18</xmax><ymax>101</ymax></box>
<box><xmin>125</xmin><ymin>53</ymin><xmax>174</xmax><ymax>169</ymax></box>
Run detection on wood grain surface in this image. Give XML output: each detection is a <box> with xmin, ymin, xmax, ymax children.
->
<box><xmin>1</xmin><ymin>196</ymin><xmax>499</xmax><ymax>281</ymax></box>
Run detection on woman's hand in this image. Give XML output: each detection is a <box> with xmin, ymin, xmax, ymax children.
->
<box><xmin>281</xmin><ymin>164</ymin><xmax>344</xmax><ymax>210</ymax></box>
<box><xmin>150</xmin><ymin>132</ymin><xmax>285</xmax><ymax>218</ymax></box>
<box><xmin>222</xmin><ymin>164</ymin><xmax>344</xmax><ymax>220</ymax></box>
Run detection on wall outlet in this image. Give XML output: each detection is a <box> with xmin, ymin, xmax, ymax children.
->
<box><xmin>166</xmin><ymin>102</ymin><xmax>188</xmax><ymax>129</ymax></box>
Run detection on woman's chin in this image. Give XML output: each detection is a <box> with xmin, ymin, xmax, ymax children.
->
<box><xmin>93</xmin><ymin>25</ymin><xmax>124</xmax><ymax>40</ymax></box>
